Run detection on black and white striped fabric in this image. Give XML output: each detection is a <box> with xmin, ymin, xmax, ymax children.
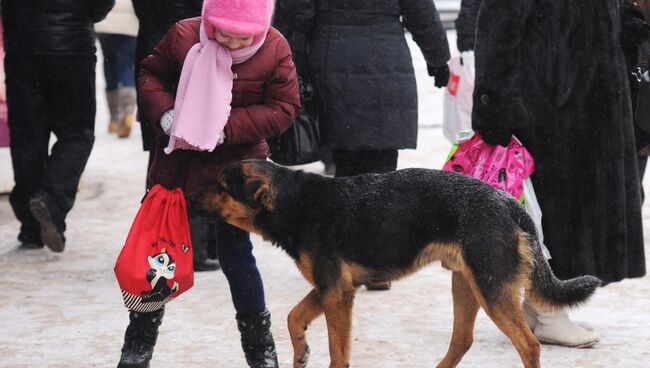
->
<box><xmin>121</xmin><ymin>290</ymin><xmax>173</xmax><ymax>313</ymax></box>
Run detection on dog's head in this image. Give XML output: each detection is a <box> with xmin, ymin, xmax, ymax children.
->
<box><xmin>188</xmin><ymin>159</ymin><xmax>278</xmax><ymax>233</ymax></box>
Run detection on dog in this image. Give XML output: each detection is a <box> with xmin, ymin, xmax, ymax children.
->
<box><xmin>189</xmin><ymin>159</ymin><xmax>601</xmax><ymax>368</ymax></box>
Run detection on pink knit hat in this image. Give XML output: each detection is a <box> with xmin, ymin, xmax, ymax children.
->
<box><xmin>202</xmin><ymin>0</ymin><xmax>274</xmax><ymax>38</ymax></box>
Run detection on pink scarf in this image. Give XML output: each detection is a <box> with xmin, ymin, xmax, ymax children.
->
<box><xmin>165</xmin><ymin>22</ymin><xmax>266</xmax><ymax>154</ymax></box>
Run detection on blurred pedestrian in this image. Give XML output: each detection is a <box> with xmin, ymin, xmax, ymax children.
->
<box><xmin>116</xmin><ymin>0</ymin><xmax>300</xmax><ymax>367</ymax></box>
<box><xmin>131</xmin><ymin>0</ymin><xmax>203</xmax><ymax>174</ymax></box>
<box><xmin>472</xmin><ymin>0</ymin><xmax>646</xmax><ymax>347</ymax></box>
<box><xmin>1</xmin><ymin>0</ymin><xmax>115</xmax><ymax>252</ymax></box>
<box><xmin>279</xmin><ymin>0</ymin><xmax>451</xmax><ymax>290</ymax></box>
<box><xmin>96</xmin><ymin>0</ymin><xmax>138</xmax><ymax>138</ymax></box>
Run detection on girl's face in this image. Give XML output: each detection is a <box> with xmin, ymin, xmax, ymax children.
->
<box><xmin>214</xmin><ymin>28</ymin><xmax>255</xmax><ymax>50</ymax></box>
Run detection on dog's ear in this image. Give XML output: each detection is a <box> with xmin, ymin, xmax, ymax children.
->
<box><xmin>245</xmin><ymin>179</ymin><xmax>274</xmax><ymax>210</ymax></box>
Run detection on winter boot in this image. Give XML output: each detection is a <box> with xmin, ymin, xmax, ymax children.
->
<box><xmin>117</xmin><ymin>308</ymin><xmax>165</xmax><ymax>368</ymax></box>
<box><xmin>107</xmin><ymin>90</ymin><xmax>122</xmax><ymax>133</ymax></box>
<box><xmin>28</xmin><ymin>196</ymin><xmax>65</xmax><ymax>253</ymax></box>
<box><xmin>236</xmin><ymin>309</ymin><xmax>279</xmax><ymax>368</ymax></box>
<box><xmin>522</xmin><ymin>301</ymin><xmax>599</xmax><ymax>348</ymax></box>
<box><xmin>117</xmin><ymin>87</ymin><xmax>136</xmax><ymax>138</ymax></box>
<box><xmin>523</xmin><ymin>300</ymin><xmax>595</xmax><ymax>331</ymax></box>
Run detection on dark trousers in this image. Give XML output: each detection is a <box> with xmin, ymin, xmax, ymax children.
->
<box><xmin>5</xmin><ymin>54</ymin><xmax>96</xmax><ymax>239</ymax></box>
<box><xmin>333</xmin><ymin>149</ymin><xmax>399</xmax><ymax>177</ymax></box>
<box><xmin>189</xmin><ymin>216</ymin><xmax>266</xmax><ymax>314</ymax></box>
<box><xmin>97</xmin><ymin>34</ymin><xmax>137</xmax><ymax>91</ymax></box>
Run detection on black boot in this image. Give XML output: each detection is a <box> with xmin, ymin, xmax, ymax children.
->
<box><xmin>117</xmin><ymin>308</ymin><xmax>164</xmax><ymax>368</ymax></box>
<box><xmin>236</xmin><ymin>309</ymin><xmax>279</xmax><ymax>368</ymax></box>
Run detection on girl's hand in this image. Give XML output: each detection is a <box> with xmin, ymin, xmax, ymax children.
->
<box><xmin>160</xmin><ymin>110</ymin><xmax>174</xmax><ymax>135</ymax></box>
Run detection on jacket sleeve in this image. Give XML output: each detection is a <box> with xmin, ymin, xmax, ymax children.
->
<box><xmin>455</xmin><ymin>0</ymin><xmax>482</xmax><ymax>52</ymax></box>
<box><xmin>401</xmin><ymin>0</ymin><xmax>451</xmax><ymax>68</ymax></box>
<box><xmin>137</xmin><ymin>25</ymin><xmax>183</xmax><ymax>137</ymax></box>
<box><xmin>223</xmin><ymin>38</ymin><xmax>301</xmax><ymax>146</ymax></box>
<box><xmin>88</xmin><ymin>0</ymin><xmax>116</xmax><ymax>23</ymax></box>
<box><xmin>471</xmin><ymin>0</ymin><xmax>534</xmax><ymax>132</ymax></box>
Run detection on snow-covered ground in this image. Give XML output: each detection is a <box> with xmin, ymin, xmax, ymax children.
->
<box><xmin>1</xmin><ymin>32</ymin><xmax>649</xmax><ymax>368</ymax></box>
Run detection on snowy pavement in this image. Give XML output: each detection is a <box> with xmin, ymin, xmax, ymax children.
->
<box><xmin>1</xmin><ymin>33</ymin><xmax>649</xmax><ymax>368</ymax></box>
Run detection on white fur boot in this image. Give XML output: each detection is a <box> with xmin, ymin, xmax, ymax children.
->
<box><xmin>522</xmin><ymin>301</ymin><xmax>600</xmax><ymax>348</ymax></box>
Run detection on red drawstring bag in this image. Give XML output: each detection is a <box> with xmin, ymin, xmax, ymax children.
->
<box><xmin>114</xmin><ymin>184</ymin><xmax>194</xmax><ymax>312</ymax></box>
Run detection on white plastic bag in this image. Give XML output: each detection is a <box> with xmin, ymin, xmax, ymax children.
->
<box><xmin>522</xmin><ymin>178</ymin><xmax>551</xmax><ymax>259</ymax></box>
<box><xmin>442</xmin><ymin>51</ymin><xmax>475</xmax><ymax>143</ymax></box>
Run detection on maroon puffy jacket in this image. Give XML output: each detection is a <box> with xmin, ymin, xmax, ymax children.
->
<box><xmin>138</xmin><ymin>17</ymin><xmax>300</xmax><ymax>194</ymax></box>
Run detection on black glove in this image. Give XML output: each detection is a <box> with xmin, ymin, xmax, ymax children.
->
<box><xmin>477</xmin><ymin>127</ymin><xmax>512</xmax><ymax>147</ymax></box>
<box><xmin>427</xmin><ymin>64</ymin><xmax>450</xmax><ymax>88</ymax></box>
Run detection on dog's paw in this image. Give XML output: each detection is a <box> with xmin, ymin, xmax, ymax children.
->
<box><xmin>294</xmin><ymin>345</ymin><xmax>310</xmax><ymax>368</ymax></box>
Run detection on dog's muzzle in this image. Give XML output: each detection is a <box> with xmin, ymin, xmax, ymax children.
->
<box><xmin>186</xmin><ymin>192</ymin><xmax>209</xmax><ymax>215</ymax></box>
<box><xmin>186</xmin><ymin>191</ymin><xmax>226</xmax><ymax>222</ymax></box>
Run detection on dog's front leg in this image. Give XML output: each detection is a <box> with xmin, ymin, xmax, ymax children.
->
<box><xmin>322</xmin><ymin>285</ymin><xmax>356</xmax><ymax>368</ymax></box>
<box><xmin>288</xmin><ymin>288</ymin><xmax>324</xmax><ymax>368</ymax></box>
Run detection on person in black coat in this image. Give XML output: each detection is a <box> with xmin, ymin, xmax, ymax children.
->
<box><xmin>131</xmin><ymin>0</ymin><xmax>202</xmax><ymax>169</ymax></box>
<box><xmin>1</xmin><ymin>0</ymin><xmax>115</xmax><ymax>252</ymax></box>
<box><xmin>279</xmin><ymin>0</ymin><xmax>450</xmax><ymax>290</ymax></box>
<box><xmin>472</xmin><ymin>0</ymin><xmax>646</xmax><ymax>347</ymax></box>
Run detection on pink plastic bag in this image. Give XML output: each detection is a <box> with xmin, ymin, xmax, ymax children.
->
<box><xmin>442</xmin><ymin>133</ymin><xmax>535</xmax><ymax>201</ymax></box>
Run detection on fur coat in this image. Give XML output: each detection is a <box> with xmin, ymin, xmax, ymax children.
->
<box><xmin>472</xmin><ymin>0</ymin><xmax>645</xmax><ymax>284</ymax></box>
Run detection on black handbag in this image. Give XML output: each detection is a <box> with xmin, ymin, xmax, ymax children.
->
<box><xmin>268</xmin><ymin>76</ymin><xmax>320</xmax><ymax>165</ymax></box>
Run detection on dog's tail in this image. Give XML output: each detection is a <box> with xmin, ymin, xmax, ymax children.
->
<box><xmin>515</xmin><ymin>208</ymin><xmax>601</xmax><ymax>310</ymax></box>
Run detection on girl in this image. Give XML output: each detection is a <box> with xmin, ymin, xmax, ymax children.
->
<box><xmin>116</xmin><ymin>1</ymin><xmax>300</xmax><ymax>367</ymax></box>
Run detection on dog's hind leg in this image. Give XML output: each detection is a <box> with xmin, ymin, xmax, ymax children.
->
<box><xmin>288</xmin><ymin>288</ymin><xmax>324</xmax><ymax>368</ymax></box>
<box><xmin>321</xmin><ymin>281</ymin><xmax>356</xmax><ymax>368</ymax></box>
<box><xmin>467</xmin><ymin>277</ymin><xmax>541</xmax><ymax>368</ymax></box>
<box><xmin>437</xmin><ymin>271</ymin><xmax>480</xmax><ymax>368</ymax></box>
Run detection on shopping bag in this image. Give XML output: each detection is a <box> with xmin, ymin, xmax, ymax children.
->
<box><xmin>114</xmin><ymin>184</ymin><xmax>194</xmax><ymax>312</ymax></box>
<box><xmin>522</xmin><ymin>178</ymin><xmax>551</xmax><ymax>259</ymax></box>
<box><xmin>268</xmin><ymin>75</ymin><xmax>320</xmax><ymax>165</ymax></box>
<box><xmin>442</xmin><ymin>52</ymin><xmax>475</xmax><ymax>143</ymax></box>
<box><xmin>442</xmin><ymin>133</ymin><xmax>535</xmax><ymax>202</ymax></box>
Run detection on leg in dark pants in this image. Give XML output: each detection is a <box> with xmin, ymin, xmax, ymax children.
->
<box><xmin>188</xmin><ymin>214</ymin><xmax>220</xmax><ymax>271</ymax></box>
<box><xmin>216</xmin><ymin>222</ymin><xmax>278</xmax><ymax>367</ymax></box>
<box><xmin>6</xmin><ymin>55</ymin><xmax>96</xmax><ymax>244</ymax></box>
<box><xmin>6</xmin><ymin>55</ymin><xmax>50</xmax><ymax>244</ymax></box>
<box><xmin>98</xmin><ymin>34</ymin><xmax>137</xmax><ymax>90</ymax></box>
<box><xmin>216</xmin><ymin>222</ymin><xmax>266</xmax><ymax>314</ymax></box>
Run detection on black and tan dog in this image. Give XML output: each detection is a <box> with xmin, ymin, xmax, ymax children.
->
<box><xmin>189</xmin><ymin>159</ymin><xmax>601</xmax><ymax>368</ymax></box>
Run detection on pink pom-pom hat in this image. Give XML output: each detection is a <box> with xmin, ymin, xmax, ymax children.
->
<box><xmin>202</xmin><ymin>0</ymin><xmax>274</xmax><ymax>39</ymax></box>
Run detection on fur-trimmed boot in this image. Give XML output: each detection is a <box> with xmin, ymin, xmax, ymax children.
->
<box><xmin>117</xmin><ymin>308</ymin><xmax>165</xmax><ymax>368</ymax></box>
<box><xmin>107</xmin><ymin>90</ymin><xmax>122</xmax><ymax>133</ymax></box>
<box><xmin>236</xmin><ymin>309</ymin><xmax>279</xmax><ymax>368</ymax></box>
<box><xmin>117</xmin><ymin>87</ymin><xmax>136</xmax><ymax>138</ymax></box>
<box><xmin>522</xmin><ymin>301</ymin><xmax>599</xmax><ymax>348</ymax></box>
